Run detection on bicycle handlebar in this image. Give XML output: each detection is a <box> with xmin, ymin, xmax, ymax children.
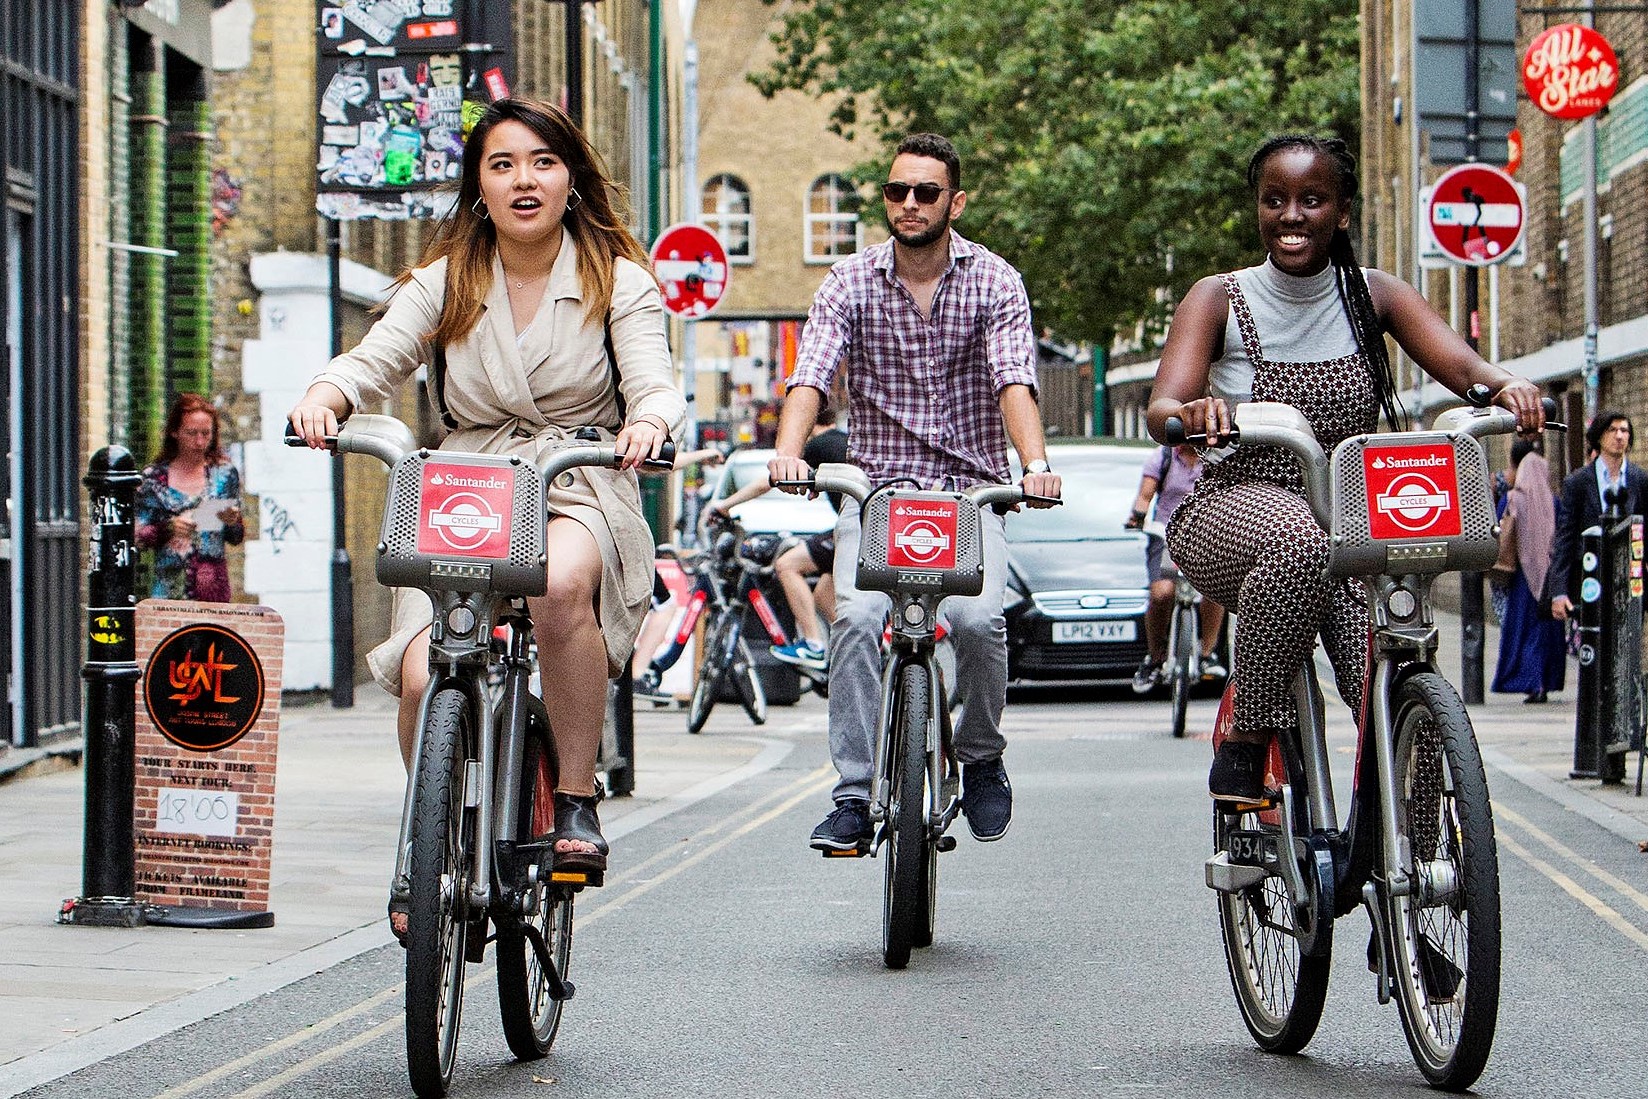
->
<box><xmin>285</xmin><ymin>414</ymin><xmax>676</xmax><ymax>480</ymax></box>
<box><xmin>774</xmin><ymin>462</ymin><xmax>1062</xmax><ymax>510</ymax></box>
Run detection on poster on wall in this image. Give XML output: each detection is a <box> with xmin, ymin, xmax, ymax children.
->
<box><xmin>315</xmin><ymin>2</ymin><xmax>514</xmax><ymax>221</ymax></box>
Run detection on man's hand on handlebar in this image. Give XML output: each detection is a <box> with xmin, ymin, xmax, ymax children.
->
<box><xmin>1020</xmin><ymin>470</ymin><xmax>1061</xmax><ymax>508</ymax></box>
<box><xmin>1174</xmin><ymin>395</ymin><xmax>1232</xmax><ymax>448</ymax></box>
<box><xmin>768</xmin><ymin>454</ymin><xmax>812</xmax><ymax>493</ymax></box>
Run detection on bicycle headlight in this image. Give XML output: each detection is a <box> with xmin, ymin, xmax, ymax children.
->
<box><xmin>1386</xmin><ymin>587</ymin><xmax>1417</xmax><ymax>620</ymax></box>
<box><xmin>446</xmin><ymin>603</ymin><xmax>477</xmax><ymax>637</ymax></box>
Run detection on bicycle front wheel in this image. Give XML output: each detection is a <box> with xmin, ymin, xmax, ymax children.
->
<box><xmin>1169</xmin><ymin>603</ymin><xmax>1196</xmax><ymax>739</ymax></box>
<box><xmin>686</xmin><ymin>613</ymin><xmax>735</xmax><ymax>734</ymax></box>
<box><xmin>1384</xmin><ymin>672</ymin><xmax>1500</xmax><ymax>1091</ymax></box>
<box><xmin>883</xmin><ymin>663</ymin><xmax>932</xmax><ymax>969</ymax></box>
<box><xmin>496</xmin><ymin>712</ymin><xmax>573</xmax><ymax>1060</ymax></box>
<box><xmin>406</xmin><ymin>688</ymin><xmax>474</xmax><ymax>1099</ymax></box>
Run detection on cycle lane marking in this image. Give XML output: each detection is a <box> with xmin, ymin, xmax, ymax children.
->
<box><xmin>1495</xmin><ymin>802</ymin><xmax>1648</xmax><ymax>935</ymax></box>
<box><xmin>1495</xmin><ymin>829</ymin><xmax>1648</xmax><ymax>954</ymax></box>
<box><xmin>154</xmin><ymin>762</ymin><xmax>835</xmax><ymax>1099</ymax></box>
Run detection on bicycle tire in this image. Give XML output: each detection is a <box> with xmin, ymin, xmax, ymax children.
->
<box><xmin>405</xmin><ymin>688</ymin><xmax>473</xmax><ymax>1099</ymax></box>
<box><xmin>883</xmin><ymin>663</ymin><xmax>931</xmax><ymax>969</ymax></box>
<box><xmin>1214</xmin><ymin>715</ymin><xmax>1331</xmax><ymax>1054</ymax></box>
<box><xmin>686</xmin><ymin>612</ymin><xmax>735</xmax><ymax>734</ymax></box>
<box><xmin>1169</xmin><ymin>603</ymin><xmax>1196</xmax><ymax>739</ymax></box>
<box><xmin>496</xmin><ymin>709</ymin><xmax>573</xmax><ymax>1061</ymax></box>
<box><xmin>730</xmin><ymin>635</ymin><xmax>768</xmax><ymax>725</ymax></box>
<box><xmin>1384</xmin><ymin>672</ymin><xmax>1500</xmax><ymax>1091</ymax></box>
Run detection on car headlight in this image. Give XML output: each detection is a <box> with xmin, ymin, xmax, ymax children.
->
<box><xmin>1002</xmin><ymin>577</ymin><xmax>1029</xmax><ymax>613</ymax></box>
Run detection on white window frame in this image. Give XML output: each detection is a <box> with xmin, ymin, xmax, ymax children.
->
<box><xmin>702</xmin><ymin>173</ymin><xmax>754</xmax><ymax>265</ymax></box>
<box><xmin>804</xmin><ymin>173</ymin><xmax>861</xmax><ymax>264</ymax></box>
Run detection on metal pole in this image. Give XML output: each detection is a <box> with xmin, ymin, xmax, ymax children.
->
<box><xmin>328</xmin><ymin>219</ymin><xmax>354</xmax><ymax>708</ymax></box>
<box><xmin>62</xmin><ymin>447</ymin><xmax>146</xmax><ymax>927</ymax></box>
<box><xmin>679</xmin><ymin>35</ymin><xmax>701</xmax><ymax>540</ymax></box>
<box><xmin>1583</xmin><ymin>0</ymin><xmax>1600</xmax><ymax>424</ymax></box>
<box><xmin>565</xmin><ymin>1</ymin><xmax>584</xmax><ymax>125</ymax></box>
<box><xmin>1459</xmin><ymin>0</ymin><xmax>1485</xmax><ymax>705</ymax></box>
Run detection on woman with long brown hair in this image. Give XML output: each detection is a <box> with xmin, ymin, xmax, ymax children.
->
<box><xmin>288</xmin><ymin>99</ymin><xmax>684</xmax><ymax>880</ymax></box>
<box><xmin>136</xmin><ymin>393</ymin><xmax>245</xmax><ymax>602</ymax></box>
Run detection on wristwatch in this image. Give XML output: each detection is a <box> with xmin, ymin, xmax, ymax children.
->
<box><xmin>1025</xmin><ymin>458</ymin><xmax>1052</xmax><ymax>475</ymax></box>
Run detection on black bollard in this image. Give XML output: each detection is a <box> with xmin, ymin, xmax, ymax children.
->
<box><xmin>60</xmin><ymin>447</ymin><xmax>148</xmax><ymax>927</ymax></box>
<box><xmin>608</xmin><ymin>677</ymin><xmax>636</xmax><ymax>798</ymax></box>
<box><xmin>1572</xmin><ymin>525</ymin><xmax>1605</xmax><ymax>780</ymax></box>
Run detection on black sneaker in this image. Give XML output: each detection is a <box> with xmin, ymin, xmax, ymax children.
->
<box><xmin>961</xmin><ymin>758</ymin><xmax>1012</xmax><ymax>841</ymax></box>
<box><xmin>809</xmin><ymin>798</ymin><xmax>872</xmax><ymax>852</ymax></box>
<box><xmin>1209</xmin><ymin>740</ymin><xmax>1268</xmax><ymax>805</ymax></box>
<box><xmin>1131</xmin><ymin>657</ymin><xmax>1163</xmax><ymax>695</ymax></box>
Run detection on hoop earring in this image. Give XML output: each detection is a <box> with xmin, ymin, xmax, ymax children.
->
<box><xmin>471</xmin><ymin>196</ymin><xmax>489</xmax><ymax>220</ymax></box>
<box><xmin>565</xmin><ymin>186</ymin><xmax>583</xmax><ymax>213</ymax></box>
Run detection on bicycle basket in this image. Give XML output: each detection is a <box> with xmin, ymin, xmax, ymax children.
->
<box><xmin>855</xmin><ymin>489</ymin><xmax>984</xmax><ymax>597</ymax></box>
<box><xmin>376</xmin><ymin>450</ymin><xmax>548</xmax><ymax>596</ymax></box>
<box><xmin>1327</xmin><ymin>430</ymin><xmax>1498</xmax><ymax>577</ymax></box>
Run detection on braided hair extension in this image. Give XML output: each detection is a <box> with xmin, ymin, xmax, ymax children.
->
<box><xmin>1247</xmin><ymin>134</ymin><xmax>1407</xmax><ymax>429</ymax></box>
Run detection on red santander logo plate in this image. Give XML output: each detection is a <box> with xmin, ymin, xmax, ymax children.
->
<box><xmin>886</xmin><ymin>498</ymin><xmax>958</xmax><ymax>570</ymax></box>
<box><xmin>1523</xmin><ymin>23</ymin><xmax>1619</xmax><ymax>120</ymax></box>
<box><xmin>1363</xmin><ymin>444</ymin><xmax>1462</xmax><ymax>540</ymax></box>
<box><xmin>417</xmin><ymin>462</ymin><xmax>514</xmax><ymax>559</ymax></box>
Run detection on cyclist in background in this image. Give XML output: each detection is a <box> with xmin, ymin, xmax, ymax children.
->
<box><xmin>1147</xmin><ymin>133</ymin><xmax>1543</xmax><ymax>806</ymax></box>
<box><xmin>1123</xmin><ymin>443</ymin><xmax>1226</xmax><ymax>692</ymax></box>
<box><xmin>769</xmin><ymin>132</ymin><xmax>1060</xmax><ymax>852</ymax></box>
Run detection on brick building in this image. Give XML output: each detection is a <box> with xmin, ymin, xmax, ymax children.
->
<box><xmin>1360</xmin><ymin>1</ymin><xmax>1648</xmax><ymax>479</ymax></box>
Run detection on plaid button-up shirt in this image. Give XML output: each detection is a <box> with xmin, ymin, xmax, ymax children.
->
<box><xmin>787</xmin><ymin>231</ymin><xmax>1038</xmax><ymax>489</ymax></box>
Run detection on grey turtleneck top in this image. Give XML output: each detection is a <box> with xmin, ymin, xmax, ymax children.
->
<box><xmin>1209</xmin><ymin>258</ymin><xmax>1362</xmax><ymax>406</ymax></box>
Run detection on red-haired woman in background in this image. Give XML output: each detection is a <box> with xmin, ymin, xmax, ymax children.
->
<box><xmin>136</xmin><ymin>393</ymin><xmax>245</xmax><ymax>602</ymax></box>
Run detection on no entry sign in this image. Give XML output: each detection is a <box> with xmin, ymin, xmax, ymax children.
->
<box><xmin>650</xmin><ymin>223</ymin><xmax>729</xmax><ymax>319</ymax></box>
<box><xmin>1426</xmin><ymin>164</ymin><xmax>1525</xmax><ymax>267</ymax></box>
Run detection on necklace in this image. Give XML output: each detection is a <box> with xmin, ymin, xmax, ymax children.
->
<box><xmin>508</xmin><ymin>271</ymin><xmax>547</xmax><ymax>290</ymax></box>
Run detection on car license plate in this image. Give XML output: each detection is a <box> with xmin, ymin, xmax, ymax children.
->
<box><xmin>1052</xmin><ymin>620</ymin><xmax>1136</xmax><ymax>643</ymax></box>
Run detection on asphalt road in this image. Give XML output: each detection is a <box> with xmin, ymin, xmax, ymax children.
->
<box><xmin>18</xmin><ymin>687</ymin><xmax>1648</xmax><ymax>1099</ymax></box>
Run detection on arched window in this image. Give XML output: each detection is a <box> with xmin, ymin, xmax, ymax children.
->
<box><xmin>805</xmin><ymin>173</ymin><xmax>861</xmax><ymax>263</ymax></box>
<box><xmin>701</xmin><ymin>174</ymin><xmax>753</xmax><ymax>264</ymax></box>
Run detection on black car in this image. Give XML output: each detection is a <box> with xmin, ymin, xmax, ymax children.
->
<box><xmin>1004</xmin><ymin>439</ymin><xmax>1158</xmax><ymax>683</ymax></box>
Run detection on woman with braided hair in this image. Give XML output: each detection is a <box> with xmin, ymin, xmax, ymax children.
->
<box><xmin>1146</xmin><ymin>134</ymin><xmax>1546</xmax><ymax>804</ymax></box>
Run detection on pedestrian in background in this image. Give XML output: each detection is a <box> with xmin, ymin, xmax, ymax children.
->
<box><xmin>1490</xmin><ymin>438</ymin><xmax>1565</xmax><ymax>703</ymax></box>
<box><xmin>136</xmin><ymin>393</ymin><xmax>244</xmax><ymax>602</ymax></box>
<box><xmin>1546</xmin><ymin>410</ymin><xmax>1648</xmax><ymax>623</ymax></box>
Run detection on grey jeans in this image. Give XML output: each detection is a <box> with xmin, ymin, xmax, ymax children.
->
<box><xmin>826</xmin><ymin>498</ymin><xmax>1010</xmax><ymax>802</ymax></box>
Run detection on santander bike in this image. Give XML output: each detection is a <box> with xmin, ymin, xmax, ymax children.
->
<box><xmin>1174</xmin><ymin>392</ymin><xmax>1557</xmax><ymax>1090</ymax></box>
<box><xmin>291</xmin><ymin>416</ymin><xmax>672</xmax><ymax>1098</ymax></box>
<box><xmin>779</xmin><ymin>464</ymin><xmax>1057</xmax><ymax>968</ymax></box>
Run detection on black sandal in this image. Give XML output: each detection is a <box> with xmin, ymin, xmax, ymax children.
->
<box><xmin>553</xmin><ymin>792</ymin><xmax>609</xmax><ymax>872</ymax></box>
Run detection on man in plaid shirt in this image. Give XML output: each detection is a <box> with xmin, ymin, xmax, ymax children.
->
<box><xmin>769</xmin><ymin>133</ymin><xmax>1062</xmax><ymax>854</ymax></box>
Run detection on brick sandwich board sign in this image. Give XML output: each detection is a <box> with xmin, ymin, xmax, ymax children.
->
<box><xmin>133</xmin><ymin>601</ymin><xmax>284</xmax><ymax>928</ymax></box>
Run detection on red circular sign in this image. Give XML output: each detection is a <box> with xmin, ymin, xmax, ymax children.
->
<box><xmin>1523</xmin><ymin>23</ymin><xmax>1619</xmax><ymax>120</ymax></box>
<box><xmin>1427</xmin><ymin>164</ymin><xmax>1525</xmax><ymax>267</ymax></box>
<box><xmin>649</xmin><ymin>223</ymin><xmax>729</xmax><ymax>319</ymax></box>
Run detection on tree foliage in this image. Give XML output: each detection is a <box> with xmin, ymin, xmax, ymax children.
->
<box><xmin>752</xmin><ymin>0</ymin><xmax>1359</xmax><ymax>344</ymax></box>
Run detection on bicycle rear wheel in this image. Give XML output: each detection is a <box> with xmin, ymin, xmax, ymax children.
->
<box><xmin>1213</xmin><ymin>706</ymin><xmax>1330</xmax><ymax>1055</ymax></box>
<box><xmin>1384</xmin><ymin>672</ymin><xmax>1500</xmax><ymax>1091</ymax></box>
<box><xmin>686</xmin><ymin>612</ymin><xmax>735</xmax><ymax>734</ymax></box>
<box><xmin>406</xmin><ymin>688</ymin><xmax>474</xmax><ymax>1098</ymax></box>
<box><xmin>496</xmin><ymin>709</ymin><xmax>573</xmax><ymax>1060</ymax></box>
<box><xmin>1169</xmin><ymin>603</ymin><xmax>1196</xmax><ymax>739</ymax></box>
<box><xmin>729</xmin><ymin>635</ymin><xmax>768</xmax><ymax>725</ymax></box>
<box><xmin>883</xmin><ymin>663</ymin><xmax>932</xmax><ymax>969</ymax></box>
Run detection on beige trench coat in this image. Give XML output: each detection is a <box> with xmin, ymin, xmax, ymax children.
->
<box><xmin>313</xmin><ymin>234</ymin><xmax>686</xmax><ymax>693</ymax></box>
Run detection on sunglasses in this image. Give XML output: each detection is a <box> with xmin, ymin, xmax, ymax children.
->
<box><xmin>881</xmin><ymin>181</ymin><xmax>953</xmax><ymax>205</ymax></box>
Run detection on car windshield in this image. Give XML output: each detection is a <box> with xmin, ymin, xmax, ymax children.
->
<box><xmin>1006</xmin><ymin>444</ymin><xmax>1157</xmax><ymax>543</ymax></box>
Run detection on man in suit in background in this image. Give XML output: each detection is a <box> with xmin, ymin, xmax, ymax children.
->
<box><xmin>1547</xmin><ymin>409</ymin><xmax>1648</xmax><ymax>620</ymax></box>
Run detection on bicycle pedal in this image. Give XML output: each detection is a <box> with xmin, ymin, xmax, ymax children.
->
<box><xmin>819</xmin><ymin>845</ymin><xmax>870</xmax><ymax>859</ymax></box>
<box><xmin>548</xmin><ymin>868</ymin><xmax>604</xmax><ymax>888</ymax></box>
<box><xmin>935</xmin><ymin>835</ymin><xmax>957</xmax><ymax>852</ymax></box>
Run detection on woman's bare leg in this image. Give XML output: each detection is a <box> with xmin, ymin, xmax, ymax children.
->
<box><xmin>531</xmin><ymin>518</ymin><xmax>608</xmax><ymax>855</ymax></box>
<box><xmin>396</xmin><ymin>627</ymin><xmax>433</xmax><ymax>770</ymax></box>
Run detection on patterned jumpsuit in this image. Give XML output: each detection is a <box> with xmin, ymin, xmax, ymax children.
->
<box><xmin>1165</xmin><ymin>273</ymin><xmax>1377</xmax><ymax>739</ymax></box>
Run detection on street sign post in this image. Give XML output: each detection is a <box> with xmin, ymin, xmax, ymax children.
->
<box><xmin>1426</xmin><ymin>163</ymin><xmax>1525</xmax><ymax>267</ymax></box>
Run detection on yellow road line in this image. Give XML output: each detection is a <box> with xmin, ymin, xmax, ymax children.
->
<box><xmin>1496</xmin><ymin>803</ymin><xmax>1648</xmax><ymax>917</ymax></box>
<box><xmin>172</xmin><ymin>764</ymin><xmax>832</xmax><ymax>1098</ymax></box>
<box><xmin>1496</xmin><ymin>830</ymin><xmax>1648</xmax><ymax>954</ymax></box>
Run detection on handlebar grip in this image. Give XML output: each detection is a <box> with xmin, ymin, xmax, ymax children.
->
<box><xmin>1541</xmin><ymin>397</ymin><xmax>1567</xmax><ymax>432</ymax></box>
<box><xmin>1161</xmin><ymin>417</ymin><xmax>1187</xmax><ymax>447</ymax></box>
<box><xmin>771</xmin><ymin>478</ymin><xmax>814</xmax><ymax>491</ymax></box>
<box><xmin>284</xmin><ymin>421</ymin><xmax>336</xmax><ymax>449</ymax></box>
<box><xmin>639</xmin><ymin>440</ymin><xmax>677</xmax><ymax>472</ymax></box>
